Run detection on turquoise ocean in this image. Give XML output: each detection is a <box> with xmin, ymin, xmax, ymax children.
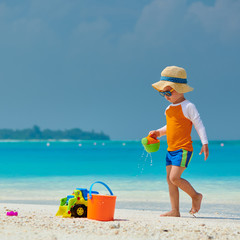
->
<box><xmin>0</xmin><ymin>140</ymin><xmax>239</xmax><ymax>216</ymax></box>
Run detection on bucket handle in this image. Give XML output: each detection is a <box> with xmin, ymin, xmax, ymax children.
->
<box><xmin>89</xmin><ymin>181</ymin><xmax>114</xmax><ymax>199</ymax></box>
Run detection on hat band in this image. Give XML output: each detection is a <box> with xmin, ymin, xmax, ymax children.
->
<box><xmin>160</xmin><ymin>76</ymin><xmax>187</xmax><ymax>84</ymax></box>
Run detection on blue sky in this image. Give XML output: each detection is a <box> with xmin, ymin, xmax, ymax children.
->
<box><xmin>0</xmin><ymin>0</ymin><xmax>239</xmax><ymax>140</ymax></box>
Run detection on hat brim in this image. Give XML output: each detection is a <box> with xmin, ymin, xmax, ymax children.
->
<box><xmin>152</xmin><ymin>80</ymin><xmax>193</xmax><ymax>93</ymax></box>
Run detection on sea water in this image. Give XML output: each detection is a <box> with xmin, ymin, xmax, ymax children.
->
<box><xmin>0</xmin><ymin>140</ymin><xmax>239</xmax><ymax>215</ymax></box>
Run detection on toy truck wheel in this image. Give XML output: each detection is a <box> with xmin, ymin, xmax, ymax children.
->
<box><xmin>71</xmin><ymin>204</ymin><xmax>87</xmax><ymax>218</ymax></box>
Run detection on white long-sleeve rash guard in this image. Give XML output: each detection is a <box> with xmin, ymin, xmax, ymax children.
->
<box><xmin>157</xmin><ymin>100</ymin><xmax>208</xmax><ymax>145</ymax></box>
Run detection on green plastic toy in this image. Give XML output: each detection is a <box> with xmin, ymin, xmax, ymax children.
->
<box><xmin>141</xmin><ymin>136</ymin><xmax>160</xmax><ymax>153</ymax></box>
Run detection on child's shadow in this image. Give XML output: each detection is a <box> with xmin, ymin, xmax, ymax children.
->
<box><xmin>184</xmin><ymin>216</ymin><xmax>240</xmax><ymax>221</ymax></box>
<box><xmin>114</xmin><ymin>219</ymin><xmax>129</xmax><ymax>221</ymax></box>
<box><xmin>198</xmin><ymin>216</ymin><xmax>240</xmax><ymax>221</ymax></box>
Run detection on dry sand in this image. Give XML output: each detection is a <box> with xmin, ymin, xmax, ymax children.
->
<box><xmin>0</xmin><ymin>203</ymin><xmax>240</xmax><ymax>240</ymax></box>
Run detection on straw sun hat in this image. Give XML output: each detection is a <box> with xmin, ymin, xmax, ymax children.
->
<box><xmin>152</xmin><ymin>66</ymin><xmax>193</xmax><ymax>93</ymax></box>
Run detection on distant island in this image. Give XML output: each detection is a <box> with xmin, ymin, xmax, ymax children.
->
<box><xmin>0</xmin><ymin>125</ymin><xmax>110</xmax><ymax>140</ymax></box>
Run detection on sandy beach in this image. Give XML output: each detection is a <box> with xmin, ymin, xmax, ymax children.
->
<box><xmin>0</xmin><ymin>203</ymin><xmax>239</xmax><ymax>240</ymax></box>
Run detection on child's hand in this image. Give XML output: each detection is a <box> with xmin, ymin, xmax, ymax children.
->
<box><xmin>199</xmin><ymin>144</ymin><xmax>209</xmax><ymax>161</ymax></box>
<box><xmin>148</xmin><ymin>130</ymin><xmax>160</xmax><ymax>139</ymax></box>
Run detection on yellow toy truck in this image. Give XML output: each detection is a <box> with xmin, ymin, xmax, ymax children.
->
<box><xmin>56</xmin><ymin>188</ymin><xmax>99</xmax><ymax>218</ymax></box>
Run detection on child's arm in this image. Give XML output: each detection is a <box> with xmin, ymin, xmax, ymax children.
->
<box><xmin>149</xmin><ymin>125</ymin><xmax>166</xmax><ymax>138</ymax></box>
<box><xmin>186</xmin><ymin>103</ymin><xmax>209</xmax><ymax>160</ymax></box>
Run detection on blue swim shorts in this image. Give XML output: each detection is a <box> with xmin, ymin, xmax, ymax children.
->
<box><xmin>166</xmin><ymin>149</ymin><xmax>193</xmax><ymax>168</ymax></box>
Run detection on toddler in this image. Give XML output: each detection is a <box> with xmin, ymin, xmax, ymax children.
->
<box><xmin>150</xmin><ymin>66</ymin><xmax>209</xmax><ymax>217</ymax></box>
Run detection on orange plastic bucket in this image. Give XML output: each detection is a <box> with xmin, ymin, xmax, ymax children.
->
<box><xmin>87</xmin><ymin>181</ymin><xmax>117</xmax><ymax>221</ymax></box>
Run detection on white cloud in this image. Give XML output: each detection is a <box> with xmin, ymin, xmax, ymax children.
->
<box><xmin>188</xmin><ymin>0</ymin><xmax>240</xmax><ymax>42</ymax></box>
<box><xmin>69</xmin><ymin>18</ymin><xmax>112</xmax><ymax>57</ymax></box>
<box><xmin>28</xmin><ymin>0</ymin><xmax>76</xmax><ymax>19</ymax></box>
<box><xmin>120</xmin><ymin>0</ymin><xmax>240</xmax><ymax>47</ymax></box>
<box><xmin>75</xmin><ymin>18</ymin><xmax>111</xmax><ymax>37</ymax></box>
<box><xmin>135</xmin><ymin>0</ymin><xmax>187</xmax><ymax>33</ymax></box>
<box><xmin>120</xmin><ymin>0</ymin><xmax>188</xmax><ymax>47</ymax></box>
<box><xmin>0</xmin><ymin>3</ymin><xmax>7</xmax><ymax>18</ymax></box>
<box><xmin>0</xmin><ymin>3</ymin><xmax>22</xmax><ymax>20</ymax></box>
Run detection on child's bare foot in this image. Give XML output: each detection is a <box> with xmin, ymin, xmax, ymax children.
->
<box><xmin>160</xmin><ymin>210</ymin><xmax>180</xmax><ymax>217</ymax></box>
<box><xmin>190</xmin><ymin>193</ymin><xmax>203</xmax><ymax>215</ymax></box>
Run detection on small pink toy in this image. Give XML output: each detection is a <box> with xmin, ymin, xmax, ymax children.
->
<box><xmin>6</xmin><ymin>211</ymin><xmax>18</xmax><ymax>216</ymax></box>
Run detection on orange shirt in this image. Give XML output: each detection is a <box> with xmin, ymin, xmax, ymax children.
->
<box><xmin>166</xmin><ymin>104</ymin><xmax>193</xmax><ymax>152</ymax></box>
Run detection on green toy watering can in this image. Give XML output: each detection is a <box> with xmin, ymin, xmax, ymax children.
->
<box><xmin>141</xmin><ymin>136</ymin><xmax>160</xmax><ymax>153</ymax></box>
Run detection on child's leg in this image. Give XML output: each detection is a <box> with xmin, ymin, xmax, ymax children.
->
<box><xmin>160</xmin><ymin>165</ymin><xmax>180</xmax><ymax>217</ymax></box>
<box><xmin>169</xmin><ymin>166</ymin><xmax>203</xmax><ymax>214</ymax></box>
